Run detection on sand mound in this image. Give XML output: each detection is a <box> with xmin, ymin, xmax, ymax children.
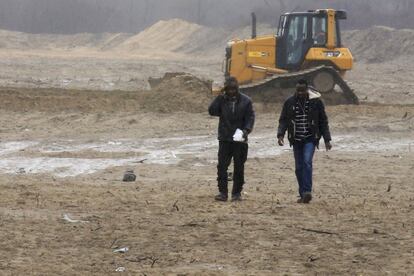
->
<box><xmin>120</xmin><ymin>20</ymin><xmax>414</xmax><ymax>63</ymax></box>
<box><xmin>0</xmin><ymin>87</ymin><xmax>148</xmax><ymax>113</ymax></box>
<box><xmin>343</xmin><ymin>26</ymin><xmax>414</xmax><ymax>63</ymax></box>
<box><xmin>2</xmin><ymin>19</ymin><xmax>414</xmax><ymax>64</ymax></box>
<box><xmin>143</xmin><ymin>72</ymin><xmax>213</xmax><ymax>113</ymax></box>
<box><xmin>116</xmin><ymin>19</ymin><xmax>274</xmax><ymax>56</ymax></box>
<box><xmin>117</xmin><ymin>19</ymin><xmax>206</xmax><ymax>53</ymax></box>
<box><xmin>177</xmin><ymin>23</ymin><xmax>274</xmax><ymax>55</ymax></box>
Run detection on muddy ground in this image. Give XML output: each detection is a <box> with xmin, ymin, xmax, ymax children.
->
<box><xmin>0</xmin><ymin>87</ymin><xmax>413</xmax><ymax>275</ymax></box>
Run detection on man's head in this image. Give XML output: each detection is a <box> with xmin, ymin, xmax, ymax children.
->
<box><xmin>224</xmin><ymin>76</ymin><xmax>239</xmax><ymax>97</ymax></box>
<box><xmin>296</xmin><ymin>79</ymin><xmax>308</xmax><ymax>98</ymax></box>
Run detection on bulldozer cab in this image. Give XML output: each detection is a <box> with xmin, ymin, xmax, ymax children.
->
<box><xmin>276</xmin><ymin>10</ymin><xmax>344</xmax><ymax>70</ymax></box>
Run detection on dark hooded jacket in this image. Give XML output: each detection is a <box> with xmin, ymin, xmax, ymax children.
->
<box><xmin>208</xmin><ymin>92</ymin><xmax>255</xmax><ymax>142</ymax></box>
<box><xmin>277</xmin><ymin>89</ymin><xmax>331</xmax><ymax>146</ymax></box>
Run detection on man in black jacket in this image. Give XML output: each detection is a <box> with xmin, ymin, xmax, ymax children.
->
<box><xmin>277</xmin><ymin>79</ymin><xmax>332</xmax><ymax>203</ymax></box>
<box><xmin>208</xmin><ymin>77</ymin><xmax>255</xmax><ymax>202</ymax></box>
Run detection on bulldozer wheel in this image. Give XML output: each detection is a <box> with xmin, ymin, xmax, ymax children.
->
<box><xmin>312</xmin><ymin>71</ymin><xmax>335</xmax><ymax>93</ymax></box>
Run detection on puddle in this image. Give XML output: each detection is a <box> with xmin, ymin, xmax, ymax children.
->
<box><xmin>0</xmin><ymin>133</ymin><xmax>410</xmax><ymax>177</ymax></box>
<box><xmin>0</xmin><ymin>156</ymin><xmax>139</xmax><ymax>177</ymax></box>
<box><xmin>334</xmin><ymin>135</ymin><xmax>412</xmax><ymax>152</ymax></box>
<box><xmin>0</xmin><ymin>141</ymin><xmax>39</xmax><ymax>156</ymax></box>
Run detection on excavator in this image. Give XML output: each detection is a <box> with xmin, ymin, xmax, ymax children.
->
<box><xmin>220</xmin><ymin>9</ymin><xmax>358</xmax><ymax>104</ymax></box>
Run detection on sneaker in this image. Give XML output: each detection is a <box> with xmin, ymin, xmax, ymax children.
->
<box><xmin>214</xmin><ymin>193</ymin><xmax>228</xmax><ymax>202</ymax></box>
<box><xmin>303</xmin><ymin>192</ymin><xmax>312</xmax><ymax>204</ymax></box>
<box><xmin>297</xmin><ymin>197</ymin><xmax>304</xmax><ymax>203</ymax></box>
<box><xmin>231</xmin><ymin>193</ymin><xmax>242</xmax><ymax>201</ymax></box>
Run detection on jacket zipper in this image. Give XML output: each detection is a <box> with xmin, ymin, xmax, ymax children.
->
<box><xmin>289</xmin><ymin>105</ymin><xmax>296</xmax><ymax>139</ymax></box>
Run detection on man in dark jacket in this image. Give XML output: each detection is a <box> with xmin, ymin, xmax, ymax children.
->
<box><xmin>208</xmin><ymin>77</ymin><xmax>255</xmax><ymax>202</ymax></box>
<box><xmin>277</xmin><ymin>79</ymin><xmax>332</xmax><ymax>203</ymax></box>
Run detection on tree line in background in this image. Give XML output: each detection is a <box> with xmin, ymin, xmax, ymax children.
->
<box><xmin>0</xmin><ymin>0</ymin><xmax>412</xmax><ymax>34</ymax></box>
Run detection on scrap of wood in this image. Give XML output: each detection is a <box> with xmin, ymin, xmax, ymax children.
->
<box><xmin>91</xmin><ymin>226</ymin><xmax>103</xmax><ymax>232</ymax></box>
<box><xmin>181</xmin><ymin>222</ymin><xmax>205</xmax><ymax>228</ymax></box>
<box><xmin>133</xmin><ymin>159</ymin><xmax>147</xmax><ymax>164</ymax></box>
<box><xmin>109</xmin><ymin>238</ymin><xmax>118</xmax><ymax>249</ymax></box>
<box><xmin>151</xmin><ymin>258</ymin><xmax>158</xmax><ymax>268</ymax></box>
<box><xmin>126</xmin><ymin>256</ymin><xmax>158</xmax><ymax>268</ymax></box>
<box><xmin>387</xmin><ymin>184</ymin><xmax>392</xmax><ymax>192</ymax></box>
<box><xmin>173</xmin><ymin>200</ymin><xmax>179</xmax><ymax>211</ymax></box>
<box><xmin>301</xmin><ymin>227</ymin><xmax>338</xmax><ymax>235</ymax></box>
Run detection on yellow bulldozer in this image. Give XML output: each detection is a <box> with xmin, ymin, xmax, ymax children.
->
<box><xmin>220</xmin><ymin>9</ymin><xmax>358</xmax><ymax>104</ymax></box>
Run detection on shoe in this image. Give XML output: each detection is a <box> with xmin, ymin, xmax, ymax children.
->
<box><xmin>303</xmin><ymin>192</ymin><xmax>312</xmax><ymax>204</ymax></box>
<box><xmin>297</xmin><ymin>197</ymin><xmax>304</xmax><ymax>203</ymax></box>
<box><xmin>215</xmin><ymin>193</ymin><xmax>228</xmax><ymax>202</ymax></box>
<box><xmin>231</xmin><ymin>193</ymin><xmax>242</xmax><ymax>201</ymax></box>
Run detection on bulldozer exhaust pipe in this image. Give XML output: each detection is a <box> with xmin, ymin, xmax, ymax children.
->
<box><xmin>251</xmin><ymin>12</ymin><xmax>257</xmax><ymax>39</ymax></box>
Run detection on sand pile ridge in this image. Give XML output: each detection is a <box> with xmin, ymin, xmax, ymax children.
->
<box><xmin>117</xmin><ymin>19</ymin><xmax>205</xmax><ymax>52</ymax></box>
<box><xmin>343</xmin><ymin>25</ymin><xmax>414</xmax><ymax>62</ymax></box>
<box><xmin>143</xmin><ymin>72</ymin><xmax>213</xmax><ymax>113</ymax></box>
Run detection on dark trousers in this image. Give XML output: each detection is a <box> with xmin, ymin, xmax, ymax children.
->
<box><xmin>217</xmin><ymin>141</ymin><xmax>248</xmax><ymax>195</ymax></box>
<box><xmin>293</xmin><ymin>141</ymin><xmax>316</xmax><ymax>198</ymax></box>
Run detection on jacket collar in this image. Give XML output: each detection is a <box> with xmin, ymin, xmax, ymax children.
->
<box><xmin>308</xmin><ymin>88</ymin><xmax>321</xmax><ymax>99</ymax></box>
<box><xmin>294</xmin><ymin>88</ymin><xmax>321</xmax><ymax>103</ymax></box>
<box><xmin>224</xmin><ymin>91</ymin><xmax>241</xmax><ymax>102</ymax></box>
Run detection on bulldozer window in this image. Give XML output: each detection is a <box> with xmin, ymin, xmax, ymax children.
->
<box><xmin>277</xmin><ymin>15</ymin><xmax>287</xmax><ymax>37</ymax></box>
<box><xmin>312</xmin><ymin>17</ymin><xmax>327</xmax><ymax>45</ymax></box>
<box><xmin>286</xmin><ymin>15</ymin><xmax>308</xmax><ymax>66</ymax></box>
<box><xmin>335</xmin><ymin>18</ymin><xmax>342</xmax><ymax>47</ymax></box>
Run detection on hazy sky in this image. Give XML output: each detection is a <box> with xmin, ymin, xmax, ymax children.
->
<box><xmin>0</xmin><ymin>0</ymin><xmax>412</xmax><ymax>34</ymax></box>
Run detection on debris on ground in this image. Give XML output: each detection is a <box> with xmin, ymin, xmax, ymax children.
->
<box><xmin>115</xmin><ymin>267</ymin><xmax>126</xmax><ymax>272</ymax></box>
<box><xmin>122</xmin><ymin>169</ymin><xmax>136</xmax><ymax>182</ymax></box>
<box><xmin>62</xmin><ymin>214</ymin><xmax>89</xmax><ymax>223</ymax></box>
<box><xmin>113</xmin><ymin>247</ymin><xmax>129</xmax><ymax>253</ymax></box>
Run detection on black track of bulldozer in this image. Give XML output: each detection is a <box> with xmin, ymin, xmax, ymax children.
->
<box><xmin>239</xmin><ymin>66</ymin><xmax>359</xmax><ymax>105</ymax></box>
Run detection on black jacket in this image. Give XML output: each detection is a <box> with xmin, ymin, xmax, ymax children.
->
<box><xmin>209</xmin><ymin>92</ymin><xmax>255</xmax><ymax>142</ymax></box>
<box><xmin>277</xmin><ymin>90</ymin><xmax>331</xmax><ymax>146</ymax></box>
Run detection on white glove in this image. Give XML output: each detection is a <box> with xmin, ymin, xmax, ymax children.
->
<box><xmin>233</xmin><ymin>128</ymin><xmax>244</xmax><ymax>142</ymax></box>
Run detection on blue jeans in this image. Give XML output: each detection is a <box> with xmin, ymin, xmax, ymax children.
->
<box><xmin>293</xmin><ymin>141</ymin><xmax>316</xmax><ymax>198</ymax></box>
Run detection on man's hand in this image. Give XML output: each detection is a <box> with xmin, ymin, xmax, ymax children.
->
<box><xmin>278</xmin><ymin>137</ymin><xmax>284</xmax><ymax>146</ymax></box>
<box><xmin>242</xmin><ymin>129</ymin><xmax>249</xmax><ymax>139</ymax></box>
<box><xmin>325</xmin><ymin>141</ymin><xmax>332</xmax><ymax>151</ymax></box>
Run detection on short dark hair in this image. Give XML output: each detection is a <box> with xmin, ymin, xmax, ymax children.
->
<box><xmin>224</xmin><ymin>76</ymin><xmax>239</xmax><ymax>90</ymax></box>
<box><xmin>297</xmin><ymin>79</ymin><xmax>308</xmax><ymax>87</ymax></box>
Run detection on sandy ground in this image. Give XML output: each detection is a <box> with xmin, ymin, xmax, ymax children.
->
<box><xmin>1</xmin><ymin>48</ymin><xmax>414</xmax><ymax>106</ymax></box>
<box><xmin>1</xmin><ymin>22</ymin><xmax>414</xmax><ymax>105</ymax></box>
<box><xmin>0</xmin><ymin>87</ymin><xmax>413</xmax><ymax>275</ymax></box>
<box><xmin>0</xmin><ymin>21</ymin><xmax>414</xmax><ymax>275</ymax></box>
<box><xmin>0</xmin><ymin>50</ymin><xmax>221</xmax><ymax>91</ymax></box>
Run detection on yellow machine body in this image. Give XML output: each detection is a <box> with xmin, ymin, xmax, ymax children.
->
<box><xmin>226</xmin><ymin>9</ymin><xmax>353</xmax><ymax>86</ymax></box>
